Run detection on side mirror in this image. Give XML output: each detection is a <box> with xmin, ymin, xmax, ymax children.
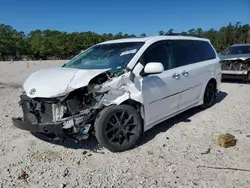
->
<box><xmin>144</xmin><ymin>62</ymin><xmax>164</xmax><ymax>75</ymax></box>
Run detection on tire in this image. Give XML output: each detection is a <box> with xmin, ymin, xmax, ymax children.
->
<box><xmin>200</xmin><ymin>80</ymin><xmax>217</xmax><ymax>109</ymax></box>
<box><xmin>94</xmin><ymin>104</ymin><xmax>143</xmax><ymax>152</ymax></box>
<box><xmin>246</xmin><ymin>72</ymin><xmax>250</xmax><ymax>84</ymax></box>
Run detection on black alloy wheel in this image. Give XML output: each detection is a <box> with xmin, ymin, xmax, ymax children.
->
<box><xmin>201</xmin><ymin>81</ymin><xmax>216</xmax><ymax>109</ymax></box>
<box><xmin>94</xmin><ymin>105</ymin><xmax>143</xmax><ymax>152</ymax></box>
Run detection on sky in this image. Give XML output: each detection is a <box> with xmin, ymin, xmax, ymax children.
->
<box><xmin>0</xmin><ymin>0</ymin><xmax>249</xmax><ymax>36</ymax></box>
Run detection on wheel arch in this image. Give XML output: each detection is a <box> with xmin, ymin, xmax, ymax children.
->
<box><xmin>199</xmin><ymin>77</ymin><xmax>218</xmax><ymax>108</ymax></box>
<box><xmin>204</xmin><ymin>77</ymin><xmax>217</xmax><ymax>94</ymax></box>
<box><xmin>198</xmin><ymin>77</ymin><xmax>218</xmax><ymax>106</ymax></box>
<box><xmin>208</xmin><ymin>78</ymin><xmax>217</xmax><ymax>90</ymax></box>
<box><xmin>120</xmin><ymin>99</ymin><xmax>145</xmax><ymax>132</ymax></box>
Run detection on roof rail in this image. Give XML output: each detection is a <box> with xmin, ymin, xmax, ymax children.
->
<box><xmin>164</xmin><ymin>33</ymin><xmax>204</xmax><ymax>38</ymax></box>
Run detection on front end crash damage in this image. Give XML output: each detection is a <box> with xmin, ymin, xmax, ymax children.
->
<box><xmin>220</xmin><ymin>57</ymin><xmax>250</xmax><ymax>79</ymax></box>
<box><xmin>12</xmin><ymin>71</ymin><xmax>143</xmax><ymax>141</ymax></box>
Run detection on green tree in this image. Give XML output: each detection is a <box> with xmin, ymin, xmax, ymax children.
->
<box><xmin>158</xmin><ymin>31</ymin><xmax>165</xmax><ymax>35</ymax></box>
<box><xmin>196</xmin><ymin>28</ymin><xmax>203</xmax><ymax>35</ymax></box>
<box><xmin>0</xmin><ymin>24</ymin><xmax>28</xmax><ymax>60</ymax></box>
<box><xmin>188</xmin><ymin>29</ymin><xmax>196</xmax><ymax>35</ymax></box>
<box><xmin>166</xmin><ymin>29</ymin><xmax>174</xmax><ymax>34</ymax></box>
<box><xmin>0</xmin><ymin>22</ymin><xmax>250</xmax><ymax>60</ymax></box>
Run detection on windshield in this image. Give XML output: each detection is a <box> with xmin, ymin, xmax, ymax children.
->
<box><xmin>63</xmin><ymin>42</ymin><xmax>144</xmax><ymax>69</ymax></box>
<box><xmin>221</xmin><ymin>45</ymin><xmax>250</xmax><ymax>55</ymax></box>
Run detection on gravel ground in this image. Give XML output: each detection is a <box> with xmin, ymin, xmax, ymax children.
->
<box><xmin>1</xmin><ymin>61</ymin><xmax>250</xmax><ymax>188</ymax></box>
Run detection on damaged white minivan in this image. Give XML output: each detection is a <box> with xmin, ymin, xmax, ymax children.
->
<box><xmin>12</xmin><ymin>35</ymin><xmax>221</xmax><ymax>152</ymax></box>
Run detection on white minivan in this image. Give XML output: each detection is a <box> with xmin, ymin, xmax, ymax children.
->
<box><xmin>12</xmin><ymin>35</ymin><xmax>221</xmax><ymax>152</ymax></box>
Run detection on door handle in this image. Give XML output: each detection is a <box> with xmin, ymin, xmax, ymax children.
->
<box><xmin>172</xmin><ymin>73</ymin><xmax>180</xmax><ymax>80</ymax></box>
<box><xmin>182</xmin><ymin>70</ymin><xmax>189</xmax><ymax>77</ymax></box>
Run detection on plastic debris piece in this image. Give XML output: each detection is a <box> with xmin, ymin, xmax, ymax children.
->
<box><xmin>201</xmin><ymin>148</ymin><xmax>211</xmax><ymax>155</ymax></box>
<box><xmin>62</xmin><ymin>168</ymin><xmax>69</xmax><ymax>177</ymax></box>
<box><xmin>17</xmin><ymin>169</ymin><xmax>28</xmax><ymax>180</ymax></box>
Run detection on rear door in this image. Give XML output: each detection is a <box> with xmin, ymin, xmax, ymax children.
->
<box><xmin>170</xmin><ymin>40</ymin><xmax>205</xmax><ymax>110</ymax></box>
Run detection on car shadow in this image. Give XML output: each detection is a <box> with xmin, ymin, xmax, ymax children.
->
<box><xmin>32</xmin><ymin>91</ymin><xmax>228</xmax><ymax>152</ymax></box>
<box><xmin>31</xmin><ymin>132</ymin><xmax>104</xmax><ymax>153</ymax></box>
<box><xmin>137</xmin><ymin>90</ymin><xmax>228</xmax><ymax>147</ymax></box>
<box><xmin>216</xmin><ymin>90</ymin><xmax>228</xmax><ymax>103</ymax></box>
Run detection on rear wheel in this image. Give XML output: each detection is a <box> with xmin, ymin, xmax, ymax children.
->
<box><xmin>201</xmin><ymin>81</ymin><xmax>216</xmax><ymax>109</ymax></box>
<box><xmin>94</xmin><ymin>105</ymin><xmax>143</xmax><ymax>152</ymax></box>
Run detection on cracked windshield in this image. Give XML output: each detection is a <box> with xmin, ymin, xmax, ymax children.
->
<box><xmin>64</xmin><ymin>42</ymin><xmax>144</xmax><ymax>69</ymax></box>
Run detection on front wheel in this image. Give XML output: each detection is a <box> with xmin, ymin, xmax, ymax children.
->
<box><xmin>200</xmin><ymin>81</ymin><xmax>217</xmax><ymax>109</ymax></box>
<box><xmin>94</xmin><ymin>105</ymin><xmax>143</xmax><ymax>152</ymax></box>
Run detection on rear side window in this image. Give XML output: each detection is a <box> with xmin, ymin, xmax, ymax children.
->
<box><xmin>195</xmin><ymin>41</ymin><xmax>216</xmax><ymax>61</ymax></box>
<box><xmin>170</xmin><ymin>40</ymin><xmax>200</xmax><ymax>68</ymax></box>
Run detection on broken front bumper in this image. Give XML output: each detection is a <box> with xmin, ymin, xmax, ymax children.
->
<box><xmin>12</xmin><ymin>117</ymin><xmax>63</xmax><ymax>135</ymax></box>
<box><xmin>221</xmin><ymin>70</ymin><xmax>248</xmax><ymax>80</ymax></box>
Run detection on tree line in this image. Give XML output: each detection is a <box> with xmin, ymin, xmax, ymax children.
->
<box><xmin>0</xmin><ymin>22</ymin><xmax>249</xmax><ymax>61</ymax></box>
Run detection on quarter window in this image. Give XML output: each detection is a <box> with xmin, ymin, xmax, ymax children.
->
<box><xmin>170</xmin><ymin>40</ymin><xmax>200</xmax><ymax>68</ymax></box>
<box><xmin>195</xmin><ymin>41</ymin><xmax>216</xmax><ymax>61</ymax></box>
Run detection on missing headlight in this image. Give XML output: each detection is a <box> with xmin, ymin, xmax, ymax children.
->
<box><xmin>66</xmin><ymin>98</ymin><xmax>83</xmax><ymax>115</ymax></box>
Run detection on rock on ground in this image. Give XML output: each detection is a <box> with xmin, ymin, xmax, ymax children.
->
<box><xmin>1</xmin><ymin>61</ymin><xmax>250</xmax><ymax>188</ymax></box>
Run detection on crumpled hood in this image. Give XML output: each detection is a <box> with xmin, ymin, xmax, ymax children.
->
<box><xmin>23</xmin><ymin>67</ymin><xmax>109</xmax><ymax>98</ymax></box>
<box><xmin>220</xmin><ymin>54</ymin><xmax>250</xmax><ymax>61</ymax></box>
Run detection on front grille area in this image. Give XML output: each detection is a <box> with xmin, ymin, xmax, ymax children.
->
<box><xmin>221</xmin><ymin>61</ymin><xmax>242</xmax><ymax>71</ymax></box>
<box><xmin>40</xmin><ymin>103</ymin><xmax>53</xmax><ymax>123</ymax></box>
<box><xmin>20</xmin><ymin>95</ymin><xmax>54</xmax><ymax>123</ymax></box>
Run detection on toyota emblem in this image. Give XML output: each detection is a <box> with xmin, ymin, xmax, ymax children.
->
<box><xmin>29</xmin><ymin>88</ymin><xmax>36</xmax><ymax>95</ymax></box>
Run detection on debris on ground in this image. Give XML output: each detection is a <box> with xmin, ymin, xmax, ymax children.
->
<box><xmin>218</xmin><ymin>133</ymin><xmax>236</xmax><ymax>148</ymax></box>
<box><xmin>197</xmin><ymin>165</ymin><xmax>250</xmax><ymax>172</ymax></box>
<box><xmin>17</xmin><ymin>169</ymin><xmax>28</xmax><ymax>180</ymax></box>
<box><xmin>62</xmin><ymin>168</ymin><xmax>69</xmax><ymax>177</ymax></box>
<box><xmin>147</xmin><ymin>150</ymin><xmax>154</xmax><ymax>155</ymax></box>
<box><xmin>60</xmin><ymin>183</ymin><xmax>66</xmax><ymax>188</ymax></box>
<box><xmin>159</xmin><ymin>155</ymin><xmax>165</xmax><ymax>159</ymax></box>
<box><xmin>201</xmin><ymin>148</ymin><xmax>211</xmax><ymax>155</ymax></box>
<box><xmin>76</xmin><ymin>160</ymin><xmax>81</xmax><ymax>165</ymax></box>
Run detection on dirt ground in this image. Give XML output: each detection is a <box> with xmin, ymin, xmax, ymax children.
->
<box><xmin>1</xmin><ymin>61</ymin><xmax>250</xmax><ymax>188</ymax></box>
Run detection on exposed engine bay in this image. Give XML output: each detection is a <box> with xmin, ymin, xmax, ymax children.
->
<box><xmin>15</xmin><ymin>68</ymin><xmax>143</xmax><ymax>141</ymax></box>
<box><xmin>220</xmin><ymin>58</ymin><xmax>250</xmax><ymax>71</ymax></box>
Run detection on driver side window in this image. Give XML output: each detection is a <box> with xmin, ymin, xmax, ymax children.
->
<box><xmin>141</xmin><ymin>41</ymin><xmax>172</xmax><ymax>71</ymax></box>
